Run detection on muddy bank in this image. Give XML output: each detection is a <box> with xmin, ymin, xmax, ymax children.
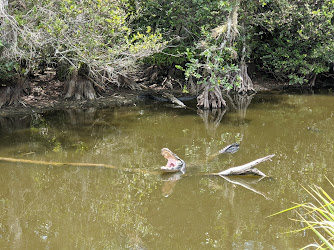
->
<box><xmin>0</xmin><ymin>90</ymin><xmax>138</xmax><ymax>116</ymax></box>
<box><xmin>0</xmin><ymin>70</ymin><xmax>138</xmax><ymax>116</ymax></box>
<box><xmin>0</xmin><ymin>71</ymin><xmax>288</xmax><ymax>117</ymax></box>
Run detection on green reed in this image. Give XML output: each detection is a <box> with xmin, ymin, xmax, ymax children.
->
<box><xmin>270</xmin><ymin>177</ymin><xmax>334</xmax><ymax>249</ymax></box>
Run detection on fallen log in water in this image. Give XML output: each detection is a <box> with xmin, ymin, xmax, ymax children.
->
<box><xmin>162</xmin><ymin>93</ymin><xmax>186</xmax><ymax>108</ymax></box>
<box><xmin>215</xmin><ymin>154</ymin><xmax>275</xmax><ymax>177</ymax></box>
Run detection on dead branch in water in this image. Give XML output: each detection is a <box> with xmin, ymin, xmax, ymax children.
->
<box><xmin>0</xmin><ymin>156</ymin><xmax>159</xmax><ymax>174</ymax></box>
<box><xmin>215</xmin><ymin>154</ymin><xmax>275</xmax><ymax>177</ymax></box>
<box><xmin>1</xmin><ymin>153</ymin><xmax>275</xmax><ymax>178</ymax></box>
<box><xmin>162</xmin><ymin>93</ymin><xmax>186</xmax><ymax>108</ymax></box>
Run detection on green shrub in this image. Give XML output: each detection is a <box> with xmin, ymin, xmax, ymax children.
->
<box><xmin>247</xmin><ymin>0</ymin><xmax>334</xmax><ymax>84</ymax></box>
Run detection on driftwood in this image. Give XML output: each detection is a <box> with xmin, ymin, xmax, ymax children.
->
<box><xmin>162</xmin><ymin>93</ymin><xmax>186</xmax><ymax>108</ymax></box>
<box><xmin>216</xmin><ymin>154</ymin><xmax>275</xmax><ymax>177</ymax></box>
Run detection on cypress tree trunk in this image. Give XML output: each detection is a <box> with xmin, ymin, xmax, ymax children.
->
<box><xmin>0</xmin><ymin>77</ymin><xmax>29</xmax><ymax>107</ymax></box>
<box><xmin>197</xmin><ymin>83</ymin><xmax>226</xmax><ymax>109</ymax></box>
<box><xmin>64</xmin><ymin>70</ymin><xmax>97</xmax><ymax>100</ymax></box>
<box><xmin>196</xmin><ymin>0</ymin><xmax>240</xmax><ymax>110</ymax></box>
<box><xmin>237</xmin><ymin>60</ymin><xmax>255</xmax><ymax>94</ymax></box>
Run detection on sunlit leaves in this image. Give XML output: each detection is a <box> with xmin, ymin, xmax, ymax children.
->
<box><xmin>247</xmin><ymin>0</ymin><xmax>334</xmax><ymax>84</ymax></box>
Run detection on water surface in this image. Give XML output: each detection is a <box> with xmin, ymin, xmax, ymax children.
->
<box><xmin>1</xmin><ymin>91</ymin><xmax>334</xmax><ymax>249</ymax></box>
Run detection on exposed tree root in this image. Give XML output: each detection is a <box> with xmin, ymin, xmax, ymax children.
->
<box><xmin>236</xmin><ymin>60</ymin><xmax>256</xmax><ymax>94</ymax></box>
<box><xmin>197</xmin><ymin>83</ymin><xmax>226</xmax><ymax>109</ymax></box>
<box><xmin>64</xmin><ymin>73</ymin><xmax>97</xmax><ymax>100</ymax></box>
<box><xmin>118</xmin><ymin>74</ymin><xmax>141</xmax><ymax>90</ymax></box>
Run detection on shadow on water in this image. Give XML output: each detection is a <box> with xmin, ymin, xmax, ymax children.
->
<box><xmin>0</xmin><ymin>115</ymin><xmax>32</xmax><ymax>133</ymax></box>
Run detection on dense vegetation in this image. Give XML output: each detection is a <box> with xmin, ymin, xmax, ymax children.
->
<box><xmin>1</xmin><ymin>0</ymin><xmax>334</xmax><ymax>107</ymax></box>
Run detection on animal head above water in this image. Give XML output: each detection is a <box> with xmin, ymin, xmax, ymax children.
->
<box><xmin>161</xmin><ymin>148</ymin><xmax>186</xmax><ymax>174</ymax></box>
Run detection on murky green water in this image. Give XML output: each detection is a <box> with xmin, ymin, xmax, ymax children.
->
<box><xmin>1</xmin><ymin>91</ymin><xmax>334</xmax><ymax>249</ymax></box>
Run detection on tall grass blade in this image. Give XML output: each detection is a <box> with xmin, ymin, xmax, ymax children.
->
<box><xmin>272</xmin><ymin>181</ymin><xmax>334</xmax><ymax>249</ymax></box>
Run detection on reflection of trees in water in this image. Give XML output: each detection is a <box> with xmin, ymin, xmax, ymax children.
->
<box><xmin>224</xmin><ymin>92</ymin><xmax>255</xmax><ymax>120</ymax></box>
<box><xmin>64</xmin><ymin>108</ymin><xmax>97</xmax><ymax>126</ymax></box>
<box><xmin>0</xmin><ymin>115</ymin><xmax>31</xmax><ymax>133</ymax></box>
<box><xmin>0</xmin><ymin>108</ymin><xmax>99</xmax><ymax>135</ymax></box>
<box><xmin>197</xmin><ymin>108</ymin><xmax>226</xmax><ymax>134</ymax></box>
<box><xmin>0</xmin><ymin>109</ymin><xmax>114</xmax><ymax>159</ymax></box>
<box><xmin>197</xmin><ymin>92</ymin><xmax>255</xmax><ymax>134</ymax></box>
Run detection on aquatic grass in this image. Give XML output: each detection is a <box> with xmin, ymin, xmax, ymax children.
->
<box><xmin>270</xmin><ymin>177</ymin><xmax>334</xmax><ymax>249</ymax></box>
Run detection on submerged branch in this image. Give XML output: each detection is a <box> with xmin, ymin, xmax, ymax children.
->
<box><xmin>0</xmin><ymin>156</ymin><xmax>159</xmax><ymax>174</ymax></box>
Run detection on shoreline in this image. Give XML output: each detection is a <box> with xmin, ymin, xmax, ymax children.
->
<box><xmin>0</xmin><ymin>73</ymin><xmax>327</xmax><ymax>117</ymax></box>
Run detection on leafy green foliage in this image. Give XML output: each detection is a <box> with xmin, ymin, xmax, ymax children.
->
<box><xmin>1</xmin><ymin>0</ymin><xmax>164</xmax><ymax>84</ymax></box>
<box><xmin>142</xmin><ymin>47</ymin><xmax>187</xmax><ymax>66</ymax></box>
<box><xmin>136</xmin><ymin>0</ymin><xmax>227</xmax><ymax>39</ymax></box>
<box><xmin>0</xmin><ymin>39</ymin><xmax>18</xmax><ymax>83</ymax></box>
<box><xmin>136</xmin><ymin>0</ymin><xmax>235</xmax><ymax>64</ymax></box>
<box><xmin>179</xmin><ymin>44</ymin><xmax>240</xmax><ymax>90</ymax></box>
<box><xmin>173</xmin><ymin>1</ymin><xmax>241</xmax><ymax>92</ymax></box>
<box><xmin>0</xmin><ymin>61</ymin><xmax>19</xmax><ymax>83</ymax></box>
<box><xmin>247</xmin><ymin>0</ymin><xmax>334</xmax><ymax>84</ymax></box>
<box><xmin>2</xmin><ymin>0</ymin><xmax>334</xmax><ymax>88</ymax></box>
